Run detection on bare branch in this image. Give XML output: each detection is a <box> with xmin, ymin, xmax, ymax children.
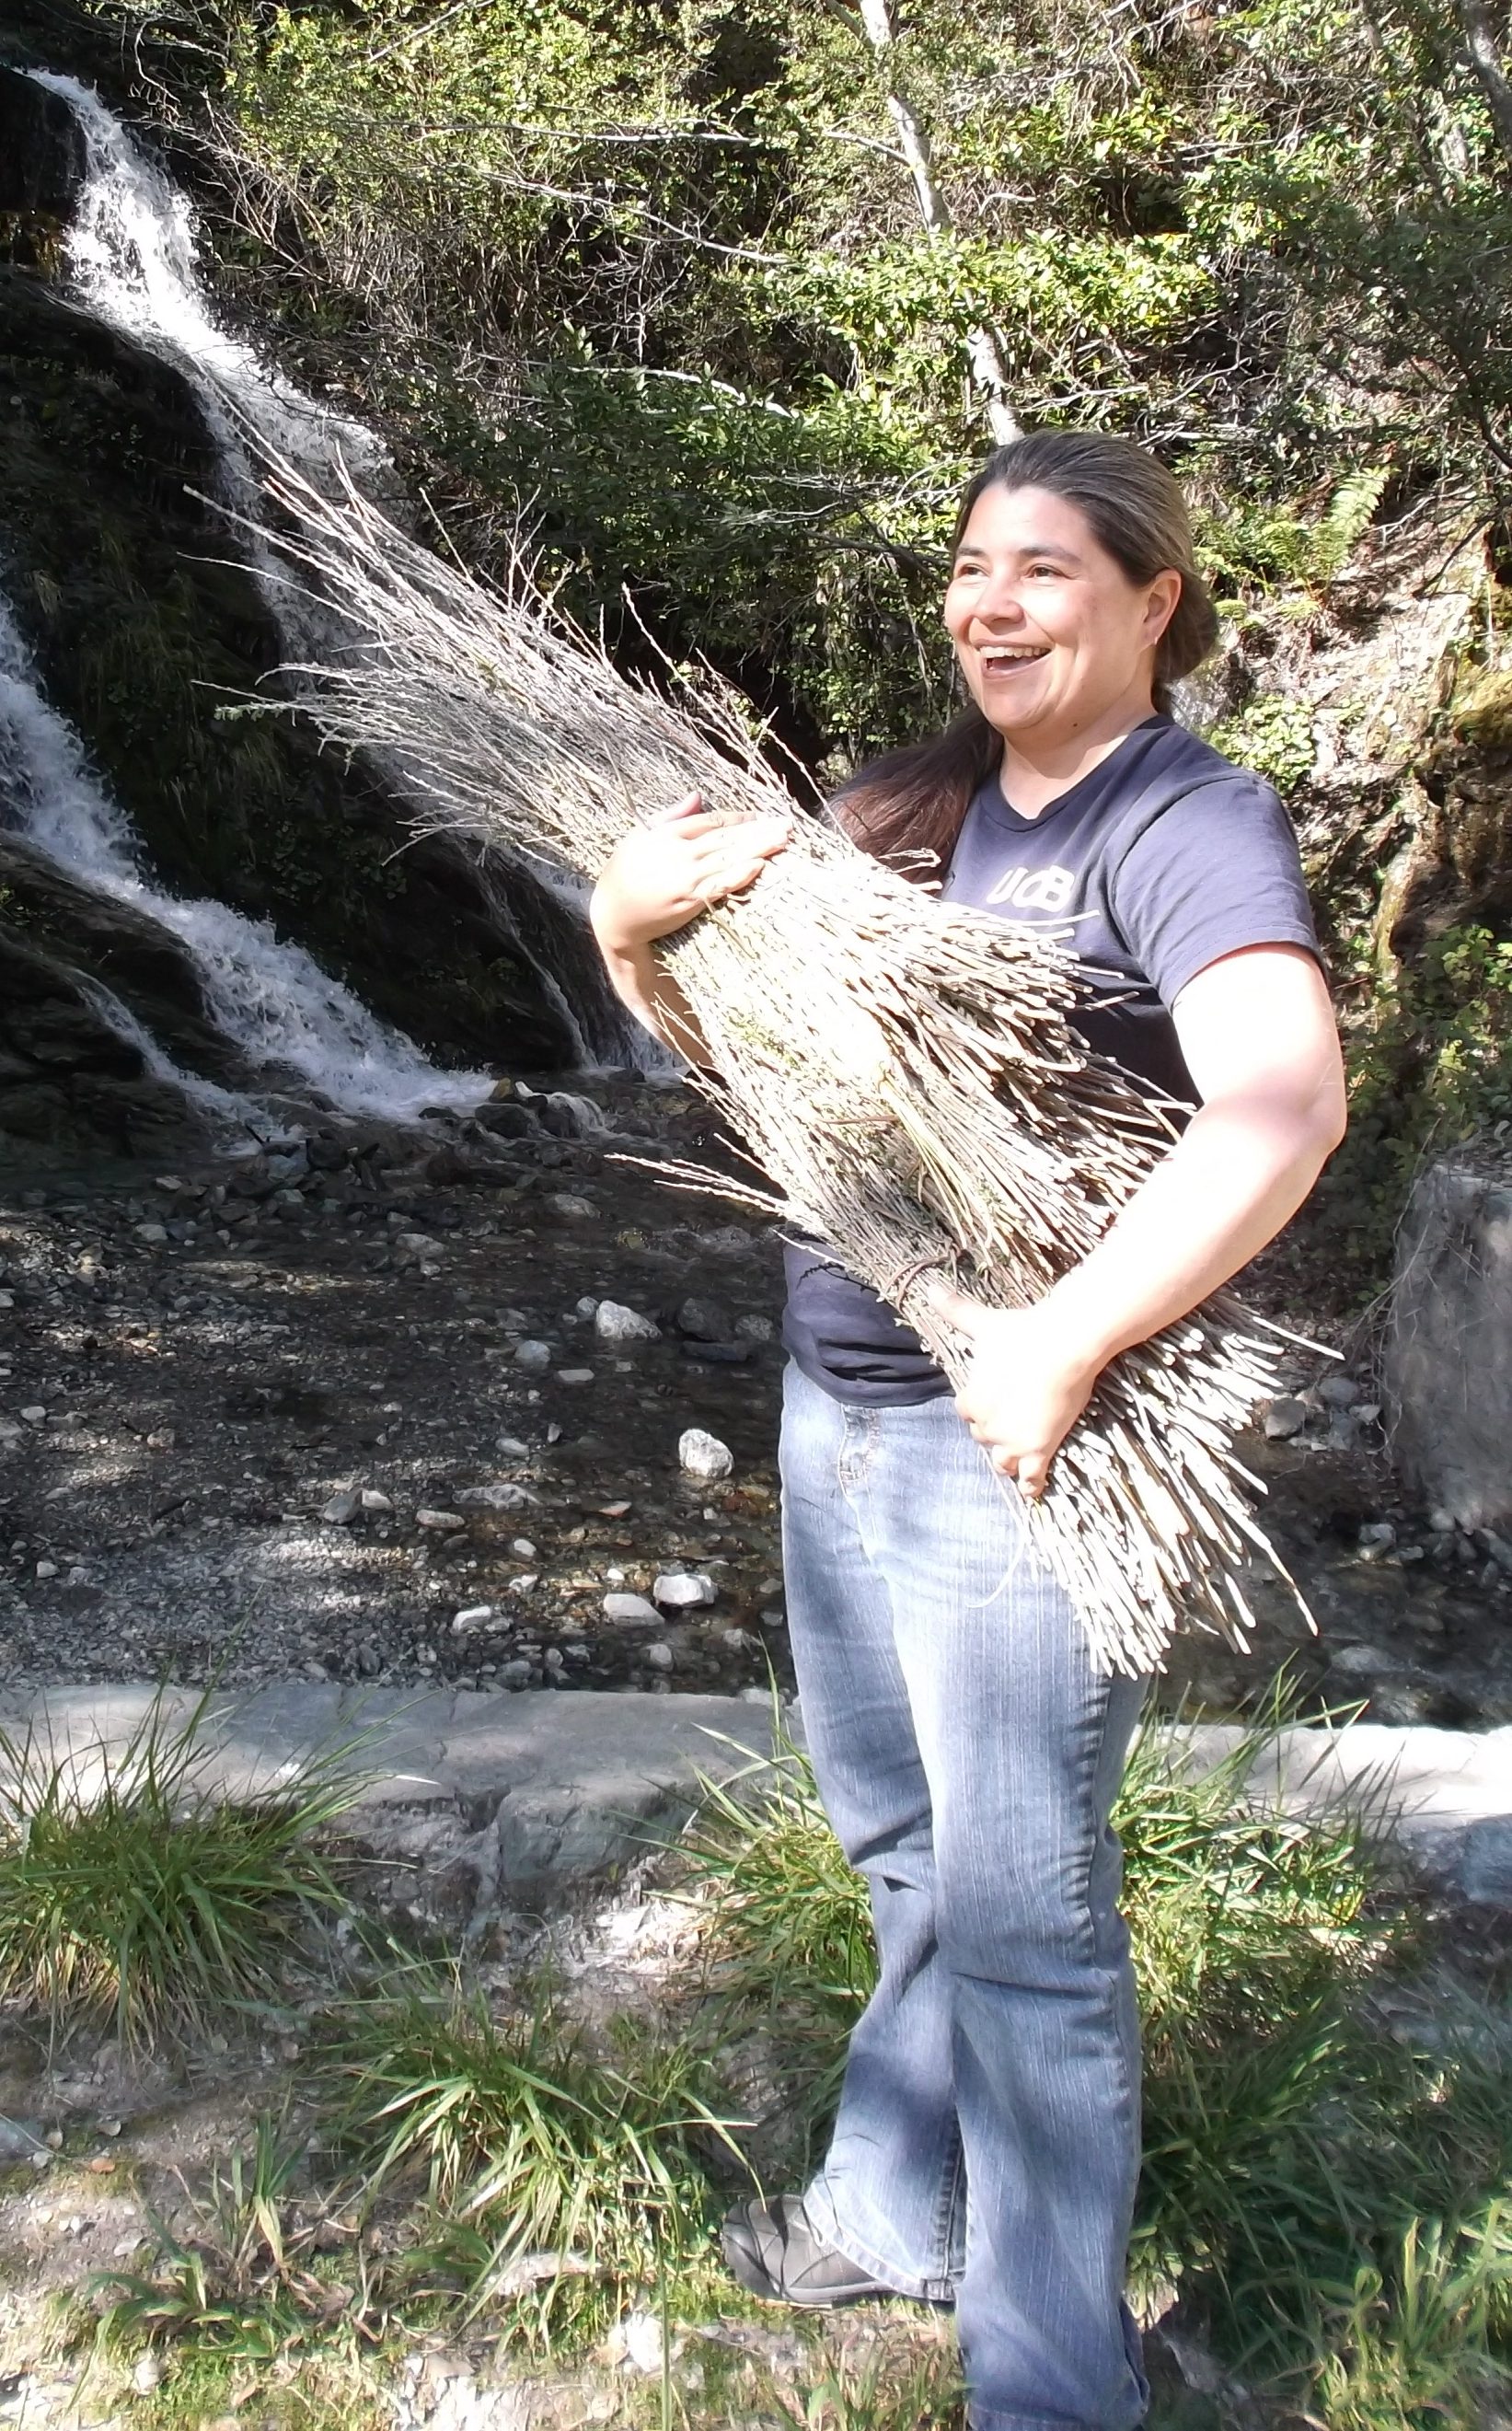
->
<box><xmin>850</xmin><ymin>0</ymin><xmax>1022</xmax><ymax>440</ymax></box>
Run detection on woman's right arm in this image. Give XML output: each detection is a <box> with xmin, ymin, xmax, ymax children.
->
<box><xmin>588</xmin><ymin>793</ymin><xmax>791</xmax><ymax>1064</ymax></box>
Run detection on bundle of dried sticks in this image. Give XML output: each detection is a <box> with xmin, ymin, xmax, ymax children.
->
<box><xmin>250</xmin><ymin>454</ymin><xmax>1305</xmax><ymax>1674</ymax></box>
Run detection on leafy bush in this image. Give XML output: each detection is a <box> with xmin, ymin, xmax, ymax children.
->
<box><xmin>92</xmin><ymin>0</ymin><xmax>1511</xmax><ymax>763</ymax></box>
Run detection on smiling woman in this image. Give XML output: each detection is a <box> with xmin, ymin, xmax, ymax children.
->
<box><xmin>588</xmin><ymin>427</ymin><xmax>1346</xmax><ymax>2431</ymax></box>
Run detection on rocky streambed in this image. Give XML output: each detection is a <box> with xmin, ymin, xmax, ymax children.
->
<box><xmin>1</xmin><ymin>1076</ymin><xmax>1507</xmax><ymax>1726</ymax></box>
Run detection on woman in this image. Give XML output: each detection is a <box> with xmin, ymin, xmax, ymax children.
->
<box><xmin>590</xmin><ymin>431</ymin><xmax>1346</xmax><ymax>2430</ymax></box>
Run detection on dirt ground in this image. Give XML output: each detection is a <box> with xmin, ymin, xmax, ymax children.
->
<box><xmin>1</xmin><ymin>1078</ymin><xmax>1507</xmax><ymax>1729</ymax></box>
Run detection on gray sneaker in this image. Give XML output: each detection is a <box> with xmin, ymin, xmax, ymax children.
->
<box><xmin>721</xmin><ymin>2193</ymin><xmax>894</xmax><ymax>2308</ymax></box>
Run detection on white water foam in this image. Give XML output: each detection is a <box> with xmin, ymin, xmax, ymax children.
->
<box><xmin>0</xmin><ymin>592</ymin><xmax>489</xmax><ymax>1121</ymax></box>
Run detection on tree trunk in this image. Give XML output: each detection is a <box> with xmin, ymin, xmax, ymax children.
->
<box><xmin>1453</xmin><ymin>0</ymin><xmax>1512</xmax><ymax>172</ymax></box>
<box><xmin>853</xmin><ymin>0</ymin><xmax>1021</xmax><ymax>442</ymax></box>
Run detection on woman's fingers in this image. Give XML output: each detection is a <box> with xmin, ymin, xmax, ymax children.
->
<box><xmin>657</xmin><ymin>792</ymin><xmax>706</xmax><ymax>826</ymax></box>
<box><xmin>972</xmin><ymin>1418</ymin><xmax>1049</xmax><ymax>1498</ymax></box>
<box><xmin>684</xmin><ymin>821</ymin><xmax>791</xmax><ymax>903</ymax></box>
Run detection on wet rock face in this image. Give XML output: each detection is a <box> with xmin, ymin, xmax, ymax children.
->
<box><xmin>0</xmin><ymin>64</ymin><xmax>87</xmax><ymax>225</ymax></box>
<box><xmin>0</xmin><ymin>836</ymin><xmax>219</xmax><ymax>1044</ymax></box>
<box><xmin>0</xmin><ymin>925</ymin><xmax>204</xmax><ymax>1157</ymax></box>
<box><xmin>0</xmin><ymin>836</ymin><xmax>244</xmax><ymax>1151</ymax></box>
<box><xmin>0</xmin><ymin>266</ymin><xmax>579</xmax><ymax>1097</ymax></box>
<box><xmin>1387</xmin><ymin>1144</ymin><xmax>1512</xmax><ymax>1533</ymax></box>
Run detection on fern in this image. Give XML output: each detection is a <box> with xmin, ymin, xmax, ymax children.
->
<box><xmin>1310</xmin><ymin>461</ymin><xmax>1391</xmax><ymax>583</ymax></box>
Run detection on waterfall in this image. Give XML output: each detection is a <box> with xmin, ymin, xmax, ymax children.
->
<box><xmin>28</xmin><ymin>66</ymin><xmax>383</xmax><ymax>650</ymax></box>
<box><xmin>25</xmin><ymin>70</ymin><xmax>664</xmax><ymax>1076</ymax></box>
<box><xmin>0</xmin><ymin>592</ymin><xmax>490</xmax><ymax>1122</ymax></box>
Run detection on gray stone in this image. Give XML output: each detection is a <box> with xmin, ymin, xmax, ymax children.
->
<box><xmin>675</xmin><ymin>1295</ymin><xmax>732</xmax><ymax>1342</ymax></box>
<box><xmin>320</xmin><ymin>1488</ymin><xmax>361</xmax><ymax>1527</ymax></box>
<box><xmin>734</xmin><ymin>1313</ymin><xmax>777</xmax><ymax>1343</ymax></box>
<box><xmin>603</xmin><ymin>1592</ymin><xmax>660</xmax><ymax>1624</ymax></box>
<box><xmin>678</xmin><ymin>1427</ymin><xmax>733</xmax><ymax>1481</ymax></box>
<box><xmin>416</xmin><ymin>1508</ymin><xmax>465</xmax><ymax>1532</ymax></box>
<box><xmin>514</xmin><ymin>1340</ymin><xmax>553</xmax><ymax>1372</ymax></box>
<box><xmin>360</xmin><ymin>1488</ymin><xmax>394</xmax><ymax>1513</ymax></box>
<box><xmin>594</xmin><ymin>1300</ymin><xmax>661</xmax><ymax>1344</ymax></box>
<box><xmin>1386</xmin><ymin>1145</ymin><xmax>1512</xmax><ymax>1529</ymax></box>
<box><xmin>556</xmin><ymin>1367</ymin><xmax>594</xmax><ymax>1385</ymax></box>
<box><xmin>645</xmin><ymin>1642</ymin><xmax>675</xmax><ymax>1671</ymax></box>
<box><xmin>652</xmin><ymin>1570</ymin><xmax>716</xmax><ymax>1610</ymax></box>
<box><xmin>456</xmin><ymin>1482</ymin><xmax>537</xmax><ymax>1511</ymax></box>
<box><xmin>1263</xmin><ymin>1396</ymin><xmax>1309</xmax><ymax>1440</ymax></box>
<box><xmin>1459</xmin><ymin>1818</ymin><xmax>1512</xmax><ymax>1904</ymax></box>
<box><xmin>0</xmin><ymin>1683</ymin><xmax>1506</xmax><ymax>1900</ymax></box>
<box><xmin>1329</xmin><ymin>1640</ymin><xmax>1391</xmax><ymax>1677</ymax></box>
<box><xmin>1318</xmin><ymin>1373</ymin><xmax>1362</xmax><ymax>1408</ymax></box>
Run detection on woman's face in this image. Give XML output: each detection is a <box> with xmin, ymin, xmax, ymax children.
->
<box><xmin>942</xmin><ymin>482</ymin><xmax>1181</xmax><ymax>749</ymax></box>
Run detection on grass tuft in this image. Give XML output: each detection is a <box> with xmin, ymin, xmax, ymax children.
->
<box><xmin>0</xmin><ymin>1688</ymin><xmax>367</xmax><ymax>2048</ymax></box>
<box><xmin>94</xmin><ymin>2115</ymin><xmax>375</xmax><ymax>2367</ymax></box>
<box><xmin>678</xmin><ymin>1723</ymin><xmax>876</xmax><ymax>2163</ymax></box>
<box><xmin>765</xmin><ymin>2341</ymin><xmax>965</xmax><ymax>2431</ymax></box>
<box><xmin>314</xmin><ymin>1958</ymin><xmax>747</xmax><ymax>2342</ymax></box>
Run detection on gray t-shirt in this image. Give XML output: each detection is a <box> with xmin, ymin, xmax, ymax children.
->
<box><xmin>781</xmin><ymin>714</ymin><xmax>1322</xmax><ymax>1405</ymax></box>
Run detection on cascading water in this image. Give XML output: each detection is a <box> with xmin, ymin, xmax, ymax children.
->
<box><xmin>24</xmin><ymin>70</ymin><xmax>664</xmax><ymax>1076</ymax></box>
<box><xmin>0</xmin><ymin>590</ymin><xmax>490</xmax><ymax>1122</ymax></box>
<box><xmin>27</xmin><ymin>67</ymin><xmax>382</xmax><ymax>656</ymax></box>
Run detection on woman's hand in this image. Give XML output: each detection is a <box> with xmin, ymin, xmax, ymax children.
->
<box><xmin>931</xmin><ymin>1282</ymin><xmax>1102</xmax><ymax>1500</ymax></box>
<box><xmin>589</xmin><ymin>793</ymin><xmax>791</xmax><ymax>955</ymax></box>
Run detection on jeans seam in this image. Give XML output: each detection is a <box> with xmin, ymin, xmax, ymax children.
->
<box><xmin>1075</xmin><ymin>1671</ymin><xmax>1148</xmax><ymax>2424</ymax></box>
<box><xmin>934</xmin><ymin>2120</ymin><xmax>966</xmax><ymax>2288</ymax></box>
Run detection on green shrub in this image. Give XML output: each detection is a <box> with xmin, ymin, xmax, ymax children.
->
<box><xmin>1313</xmin><ymin>923</ymin><xmax>1512</xmax><ymax>1291</ymax></box>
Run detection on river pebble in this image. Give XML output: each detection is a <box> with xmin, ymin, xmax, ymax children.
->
<box><xmin>678</xmin><ymin>1427</ymin><xmax>733</xmax><ymax>1481</ymax></box>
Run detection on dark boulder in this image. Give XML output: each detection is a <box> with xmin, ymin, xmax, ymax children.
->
<box><xmin>0</xmin><ymin>63</ymin><xmax>87</xmax><ymax>222</ymax></box>
<box><xmin>0</xmin><ymin>919</ymin><xmax>208</xmax><ymax>1157</ymax></box>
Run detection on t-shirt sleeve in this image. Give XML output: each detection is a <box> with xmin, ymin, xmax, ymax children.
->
<box><xmin>1108</xmin><ymin>775</ymin><xmax>1322</xmax><ymax>1011</ymax></box>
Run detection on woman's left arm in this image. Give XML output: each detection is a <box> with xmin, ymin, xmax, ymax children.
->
<box><xmin>952</xmin><ymin>943</ymin><xmax>1347</xmax><ymax>1498</ymax></box>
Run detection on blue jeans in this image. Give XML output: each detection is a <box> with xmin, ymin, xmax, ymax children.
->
<box><xmin>779</xmin><ymin>1361</ymin><xmax>1149</xmax><ymax>2431</ymax></box>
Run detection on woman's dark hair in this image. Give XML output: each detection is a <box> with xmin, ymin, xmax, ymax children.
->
<box><xmin>836</xmin><ymin>429</ymin><xmax>1219</xmax><ymax>875</ymax></box>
